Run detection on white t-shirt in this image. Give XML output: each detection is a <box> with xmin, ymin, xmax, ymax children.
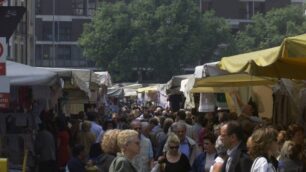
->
<box><xmin>205</xmin><ymin>153</ymin><xmax>216</xmax><ymax>172</ymax></box>
<box><xmin>209</xmin><ymin>156</ymin><xmax>224</xmax><ymax>172</ymax></box>
<box><xmin>251</xmin><ymin>157</ymin><xmax>276</xmax><ymax>172</ymax></box>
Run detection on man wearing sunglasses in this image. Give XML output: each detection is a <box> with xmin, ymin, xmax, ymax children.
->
<box><xmin>130</xmin><ymin>120</ymin><xmax>154</xmax><ymax>172</ymax></box>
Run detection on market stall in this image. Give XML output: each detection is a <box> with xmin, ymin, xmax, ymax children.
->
<box><xmin>191</xmin><ymin>61</ymin><xmax>275</xmax><ymax>118</ymax></box>
<box><xmin>136</xmin><ymin>84</ymin><xmax>168</xmax><ymax>108</ymax></box>
<box><xmin>219</xmin><ymin>34</ymin><xmax>306</xmax><ymax>80</ymax></box>
<box><xmin>218</xmin><ymin>34</ymin><xmax>306</xmax><ymax>125</ymax></box>
<box><xmin>106</xmin><ymin>83</ymin><xmax>142</xmax><ymax>111</ymax></box>
<box><xmin>165</xmin><ymin>74</ymin><xmax>193</xmax><ymax>111</ymax></box>
<box><xmin>40</xmin><ymin>68</ymin><xmax>112</xmax><ymax>115</ymax></box>
<box><xmin>1</xmin><ymin>61</ymin><xmax>59</xmax><ymax>171</ymax></box>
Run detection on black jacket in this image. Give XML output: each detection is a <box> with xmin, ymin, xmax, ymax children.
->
<box><xmin>95</xmin><ymin>153</ymin><xmax>116</xmax><ymax>172</ymax></box>
<box><xmin>222</xmin><ymin>143</ymin><xmax>252</xmax><ymax>172</ymax></box>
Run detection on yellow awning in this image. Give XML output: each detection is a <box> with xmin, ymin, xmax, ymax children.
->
<box><xmin>195</xmin><ymin>74</ymin><xmax>275</xmax><ymax>87</ymax></box>
<box><xmin>191</xmin><ymin>87</ymin><xmax>233</xmax><ymax>93</ymax></box>
<box><xmin>219</xmin><ymin>34</ymin><xmax>306</xmax><ymax>80</ymax></box>
<box><xmin>137</xmin><ymin>86</ymin><xmax>158</xmax><ymax>93</ymax></box>
<box><xmin>191</xmin><ymin>74</ymin><xmax>275</xmax><ymax>93</ymax></box>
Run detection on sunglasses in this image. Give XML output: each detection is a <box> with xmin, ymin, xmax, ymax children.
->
<box><xmin>169</xmin><ymin>146</ymin><xmax>179</xmax><ymax>150</ymax></box>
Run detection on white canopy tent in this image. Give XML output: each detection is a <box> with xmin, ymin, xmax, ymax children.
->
<box><xmin>166</xmin><ymin>74</ymin><xmax>193</xmax><ymax>95</ymax></box>
<box><xmin>192</xmin><ymin>61</ymin><xmax>274</xmax><ymax>117</ymax></box>
<box><xmin>39</xmin><ymin>67</ymin><xmax>112</xmax><ymax>97</ymax></box>
<box><xmin>37</xmin><ymin>67</ymin><xmax>112</xmax><ymax>114</ymax></box>
<box><xmin>7</xmin><ymin>61</ymin><xmax>57</xmax><ymax>86</ymax></box>
<box><xmin>107</xmin><ymin>83</ymin><xmax>142</xmax><ymax>97</ymax></box>
<box><xmin>194</xmin><ymin>61</ymin><xmax>229</xmax><ymax>79</ymax></box>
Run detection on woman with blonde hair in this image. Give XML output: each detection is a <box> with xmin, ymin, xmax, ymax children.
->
<box><xmin>109</xmin><ymin>129</ymin><xmax>140</xmax><ymax>172</ymax></box>
<box><xmin>157</xmin><ymin>133</ymin><xmax>190</xmax><ymax>172</ymax></box>
<box><xmin>278</xmin><ymin>140</ymin><xmax>304</xmax><ymax>172</ymax></box>
<box><xmin>249</xmin><ymin>127</ymin><xmax>278</xmax><ymax>172</ymax></box>
<box><xmin>95</xmin><ymin>129</ymin><xmax>121</xmax><ymax>171</ymax></box>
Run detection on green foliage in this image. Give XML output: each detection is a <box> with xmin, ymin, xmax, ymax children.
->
<box><xmin>79</xmin><ymin>0</ymin><xmax>231</xmax><ymax>82</ymax></box>
<box><xmin>235</xmin><ymin>5</ymin><xmax>306</xmax><ymax>53</ymax></box>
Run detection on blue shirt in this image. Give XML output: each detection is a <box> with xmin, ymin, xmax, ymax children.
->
<box><xmin>90</xmin><ymin>121</ymin><xmax>103</xmax><ymax>142</ymax></box>
<box><xmin>180</xmin><ymin>138</ymin><xmax>190</xmax><ymax>159</ymax></box>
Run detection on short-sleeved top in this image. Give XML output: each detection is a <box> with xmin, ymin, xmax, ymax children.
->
<box><xmin>164</xmin><ymin>153</ymin><xmax>191</xmax><ymax>172</ymax></box>
<box><xmin>131</xmin><ymin>134</ymin><xmax>154</xmax><ymax>172</ymax></box>
<box><xmin>251</xmin><ymin>157</ymin><xmax>276</xmax><ymax>172</ymax></box>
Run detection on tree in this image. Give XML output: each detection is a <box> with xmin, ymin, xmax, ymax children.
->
<box><xmin>79</xmin><ymin>0</ymin><xmax>231</xmax><ymax>82</ymax></box>
<box><xmin>234</xmin><ymin>5</ymin><xmax>306</xmax><ymax>53</ymax></box>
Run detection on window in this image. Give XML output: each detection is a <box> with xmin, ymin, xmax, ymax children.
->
<box><xmin>254</xmin><ymin>2</ymin><xmax>265</xmax><ymax>15</ymax></box>
<box><xmin>42</xmin><ymin>22</ymin><xmax>71</xmax><ymax>41</ymax></box>
<box><xmin>57</xmin><ymin>46</ymin><xmax>71</xmax><ymax>60</ymax></box>
<box><xmin>57</xmin><ymin>22</ymin><xmax>71</xmax><ymax>41</ymax></box>
<box><xmin>201</xmin><ymin>0</ymin><xmax>212</xmax><ymax>12</ymax></box>
<box><xmin>35</xmin><ymin>45</ymin><xmax>54</xmax><ymax>66</ymax></box>
<box><xmin>42</xmin><ymin>22</ymin><xmax>53</xmax><ymax>41</ymax></box>
<box><xmin>36</xmin><ymin>0</ymin><xmax>41</xmax><ymax>14</ymax></box>
<box><xmin>88</xmin><ymin>0</ymin><xmax>97</xmax><ymax>16</ymax></box>
<box><xmin>42</xmin><ymin>45</ymin><xmax>52</xmax><ymax>59</ymax></box>
<box><xmin>239</xmin><ymin>2</ymin><xmax>265</xmax><ymax>19</ymax></box>
<box><xmin>72</xmin><ymin>0</ymin><xmax>85</xmax><ymax>16</ymax></box>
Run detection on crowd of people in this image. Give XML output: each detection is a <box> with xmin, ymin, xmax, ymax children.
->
<box><xmin>33</xmin><ymin>101</ymin><xmax>306</xmax><ymax>172</ymax></box>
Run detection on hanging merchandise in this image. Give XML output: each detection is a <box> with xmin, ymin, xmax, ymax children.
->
<box><xmin>198</xmin><ymin>93</ymin><xmax>216</xmax><ymax>112</ymax></box>
<box><xmin>215</xmin><ymin>93</ymin><xmax>228</xmax><ymax>111</ymax></box>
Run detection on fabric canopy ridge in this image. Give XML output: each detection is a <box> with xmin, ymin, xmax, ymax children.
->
<box><xmin>7</xmin><ymin>61</ymin><xmax>57</xmax><ymax>86</ymax></box>
<box><xmin>219</xmin><ymin>34</ymin><xmax>306</xmax><ymax>80</ymax></box>
<box><xmin>194</xmin><ymin>74</ymin><xmax>276</xmax><ymax>87</ymax></box>
<box><xmin>137</xmin><ymin>85</ymin><xmax>158</xmax><ymax>93</ymax></box>
<box><xmin>191</xmin><ymin>74</ymin><xmax>275</xmax><ymax>93</ymax></box>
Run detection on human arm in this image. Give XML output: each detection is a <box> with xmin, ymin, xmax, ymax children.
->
<box><xmin>211</xmin><ymin>162</ymin><xmax>223</xmax><ymax>172</ymax></box>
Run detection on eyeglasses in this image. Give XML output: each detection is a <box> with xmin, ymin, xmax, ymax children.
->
<box><xmin>169</xmin><ymin>146</ymin><xmax>179</xmax><ymax>150</ymax></box>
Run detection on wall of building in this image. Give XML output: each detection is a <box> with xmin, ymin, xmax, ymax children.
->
<box><xmin>34</xmin><ymin>0</ymin><xmax>97</xmax><ymax>67</ymax></box>
<box><xmin>8</xmin><ymin>0</ymin><xmax>302</xmax><ymax>67</ymax></box>
<box><xmin>8</xmin><ymin>0</ymin><xmax>35</xmax><ymax>65</ymax></box>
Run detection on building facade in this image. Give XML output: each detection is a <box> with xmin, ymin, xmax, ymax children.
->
<box><xmin>34</xmin><ymin>0</ymin><xmax>98</xmax><ymax>67</ymax></box>
<box><xmin>7</xmin><ymin>0</ymin><xmax>35</xmax><ymax>65</ymax></box>
<box><xmin>9</xmin><ymin>0</ymin><xmax>98</xmax><ymax>67</ymax></box>
<box><xmin>7</xmin><ymin>0</ymin><xmax>305</xmax><ymax>68</ymax></box>
<box><xmin>201</xmin><ymin>0</ymin><xmax>304</xmax><ymax>31</ymax></box>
